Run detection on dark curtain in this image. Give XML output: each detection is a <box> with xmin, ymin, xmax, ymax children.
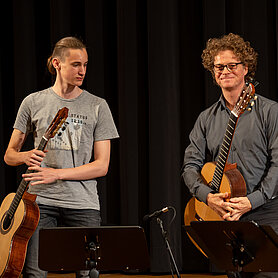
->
<box><xmin>1</xmin><ymin>0</ymin><xmax>278</xmax><ymax>273</ymax></box>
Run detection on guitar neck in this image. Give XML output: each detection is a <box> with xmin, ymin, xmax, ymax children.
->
<box><xmin>210</xmin><ymin>112</ymin><xmax>238</xmax><ymax>192</ymax></box>
<box><xmin>5</xmin><ymin>106</ymin><xmax>69</xmax><ymax>221</ymax></box>
<box><xmin>6</xmin><ymin>136</ymin><xmax>49</xmax><ymax>220</ymax></box>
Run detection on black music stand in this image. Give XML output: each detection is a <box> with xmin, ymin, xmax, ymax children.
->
<box><xmin>38</xmin><ymin>226</ymin><xmax>150</xmax><ymax>275</ymax></box>
<box><xmin>184</xmin><ymin>221</ymin><xmax>278</xmax><ymax>273</ymax></box>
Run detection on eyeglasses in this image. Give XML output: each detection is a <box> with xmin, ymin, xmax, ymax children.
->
<box><xmin>213</xmin><ymin>62</ymin><xmax>243</xmax><ymax>73</ymax></box>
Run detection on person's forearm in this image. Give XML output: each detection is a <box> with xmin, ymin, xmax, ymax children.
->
<box><xmin>246</xmin><ymin>190</ymin><xmax>265</xmax><ymax>210</ymax></box>
<box><xmin>56</xmin><ymin>160</ymin><xmax>109</xmax><ymax>181</ymax></box>
<box><xmin>5</xmin><ymin>148</ymin><xmax>45</xmax><ymax>167</ymax></box>
<box><xmin>4</xmin><ymin>148</ymin><xmax>28</xmax><ymax>166</ymax></box>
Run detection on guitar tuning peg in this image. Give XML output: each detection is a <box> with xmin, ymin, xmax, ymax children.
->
<box><xmin>251</xmin><ymin>101</ymin><xmax>255</xmax><ymax>106</ymax></box>
<box><xmin>254</xmin><ymin>95</ymin><xmax>258</xmax><ymax>100</ymax></box>
<box><xmin>247</xmin><ymin>107</ymin><xmax>252</xmax><ymax>111</ymax></box>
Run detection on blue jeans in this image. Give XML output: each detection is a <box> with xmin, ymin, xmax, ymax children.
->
<box><xmin>23</xmin><ymin>204</ymin><xmax>101</xmax><ymax>278</ymax></box>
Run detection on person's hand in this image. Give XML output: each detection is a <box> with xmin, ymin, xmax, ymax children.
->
<box><xmin>222</xmin><ymin>196</ymin><xmax>252</xmax><ymax>221</ymax></box>
<box><xmin>24</xmin><ymin>149</ymin><xmax>46</xmax><ymax>166</ymax></box>
<box><xmin>23</xmin><ymin>166</ymin><xmax>60</xmax><ymax>185</ymax></box>
<box><xmin>207</xmin><ymin>192</ymin><xmax>230</xmax><ymax>218</ymax></box>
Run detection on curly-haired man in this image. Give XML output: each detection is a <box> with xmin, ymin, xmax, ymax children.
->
<box><xmin>183</xmin><ymin>33</ymin><xmax>278</xmax><ymax>278</ymax></box>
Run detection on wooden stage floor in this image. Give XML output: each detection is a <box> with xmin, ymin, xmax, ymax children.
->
<box><xmin>47</xmin><ymin>272</ymin><xmax>227</xmax><ymax>278</ymax></box>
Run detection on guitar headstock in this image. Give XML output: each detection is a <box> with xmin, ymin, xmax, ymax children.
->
<box><xmin>232</xmin><ymin>83</ymin><xmax>257</xmax><ymax>117</ymax></box>
<box><xmin>44</xmin><ymin>107</ymin><xmax>69</xmax><ymax>140</ymax></box>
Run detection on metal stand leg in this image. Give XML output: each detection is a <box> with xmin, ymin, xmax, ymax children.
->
<box><xmin>156</xmin><ymin>217</ymin><xmax>181</xmax><ymax>278</ymax></box>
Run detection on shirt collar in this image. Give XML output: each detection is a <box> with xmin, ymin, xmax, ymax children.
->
<box><xmin>218</xmin><ymin>94</ymin><xmax>232</xmax><ymax>114</ymax></box>
<box><xmin>219</xmin><ymin>94</ymin><xmax>227</xmax><ymax>109</ymax></box>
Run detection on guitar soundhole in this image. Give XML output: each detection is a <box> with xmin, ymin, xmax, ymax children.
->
<box><xmin>1</xmin><ymin>212</ymin><xmax>13</xmax><ymax>234</ymax></box>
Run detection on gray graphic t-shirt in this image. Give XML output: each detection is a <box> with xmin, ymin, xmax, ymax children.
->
<box><xmin>14</xmin><ymin>88</ymin><xmax>119</xmax><ymax>210</ymax></box>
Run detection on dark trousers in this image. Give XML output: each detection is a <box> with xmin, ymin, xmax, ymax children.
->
<box><xmin>23</xmin><ymin>204</ymin><xmax>101</xmax><ymax>278</ymax></box>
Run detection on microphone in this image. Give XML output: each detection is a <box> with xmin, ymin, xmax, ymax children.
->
<box><xmin>143</xmin><ymin>207</ymin><xmax>169</xmax><ymax>221</ymax></box>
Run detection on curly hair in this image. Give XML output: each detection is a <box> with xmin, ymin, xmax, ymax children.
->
<box><xmin>201</xmin><ymin>33</ymin><xmax>258</xmax><ymax>83</ymax></box>
<box><xmin>47</xmin><ymin>36</ymin><xmax>86</xmax><ymax>75</ymax></box>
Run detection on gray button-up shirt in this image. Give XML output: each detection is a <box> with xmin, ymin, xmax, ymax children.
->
<box><xmin>182</xmin><ymin>94</ymin><xmax>278</xmax><ymax>210</ymax></box>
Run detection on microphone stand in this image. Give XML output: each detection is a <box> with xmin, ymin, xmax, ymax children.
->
<box><xmin>156</xmin><ymin>217</ymin><xmax>181</xmax><ymax>278</ymax></box>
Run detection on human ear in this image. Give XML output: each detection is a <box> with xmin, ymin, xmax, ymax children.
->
<box><xmin>243</xmin><ymin>65</ymin><xmax>248</xmax><ymax>76</ymax></box>
<box><xmin>52</xmin><ymin>58</ymin><xmax>61</xmax><ymax>71</ymax></box>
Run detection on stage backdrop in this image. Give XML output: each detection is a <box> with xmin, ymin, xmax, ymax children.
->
<box><xmin>1</xmin><ymin>0</ymin><xmax>278</xmax><ymax>273</ymax></box>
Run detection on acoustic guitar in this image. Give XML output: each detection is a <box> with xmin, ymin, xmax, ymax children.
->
<box><xmin>0</xmin><ymin>107</ymin><xmax>69</xmax><ymax>278</ymax></box>
<box><xmin>184</xmin><ymin>83</ymin><xmax>256</xmax><ymax>252</ymax></box>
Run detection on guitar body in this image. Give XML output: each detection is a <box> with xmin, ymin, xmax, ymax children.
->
<box><xmin>184</xmin><ymin>161</ymin><xmax>246</xmax><ymax>224</ymax></box>
<box><xmin>184</xmin><ymin>162</ymin><xmax>246</xmax><ymax>255</ymax></box>
<box><xmin>0</xmin><ymin>192</ymin><xmax>40</xmax><ymax>278</ymax></box>
<box><xmin>196</xmin><ymin>161</ymin><xmax>246</xmax><ymax>221</ymax></box>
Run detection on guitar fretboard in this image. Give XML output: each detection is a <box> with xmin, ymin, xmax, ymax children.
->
<box><xmin>210</xmin><ymin>113</ymin><xmax>238</xmax><ymax>192</ymax></box>
<box><xmin>6</xmin><ymin>137</ymin><xmax>48</xmax><ymax>220</ymax></box>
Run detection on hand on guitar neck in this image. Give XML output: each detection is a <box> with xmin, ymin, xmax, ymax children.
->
<box><xmin>4</xmin><ymin>129</ymin><xmax>46</xmax><ymax>167</ymax></box>
<box><xmin>24</xmin><ymin>149</ymin><xmax>46</xmax><ymax>167</ymax></box>
<box><xmin>207</xmin><ymin>192</ymin><xmax>252</xmax><ymax>221</ymax></box>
